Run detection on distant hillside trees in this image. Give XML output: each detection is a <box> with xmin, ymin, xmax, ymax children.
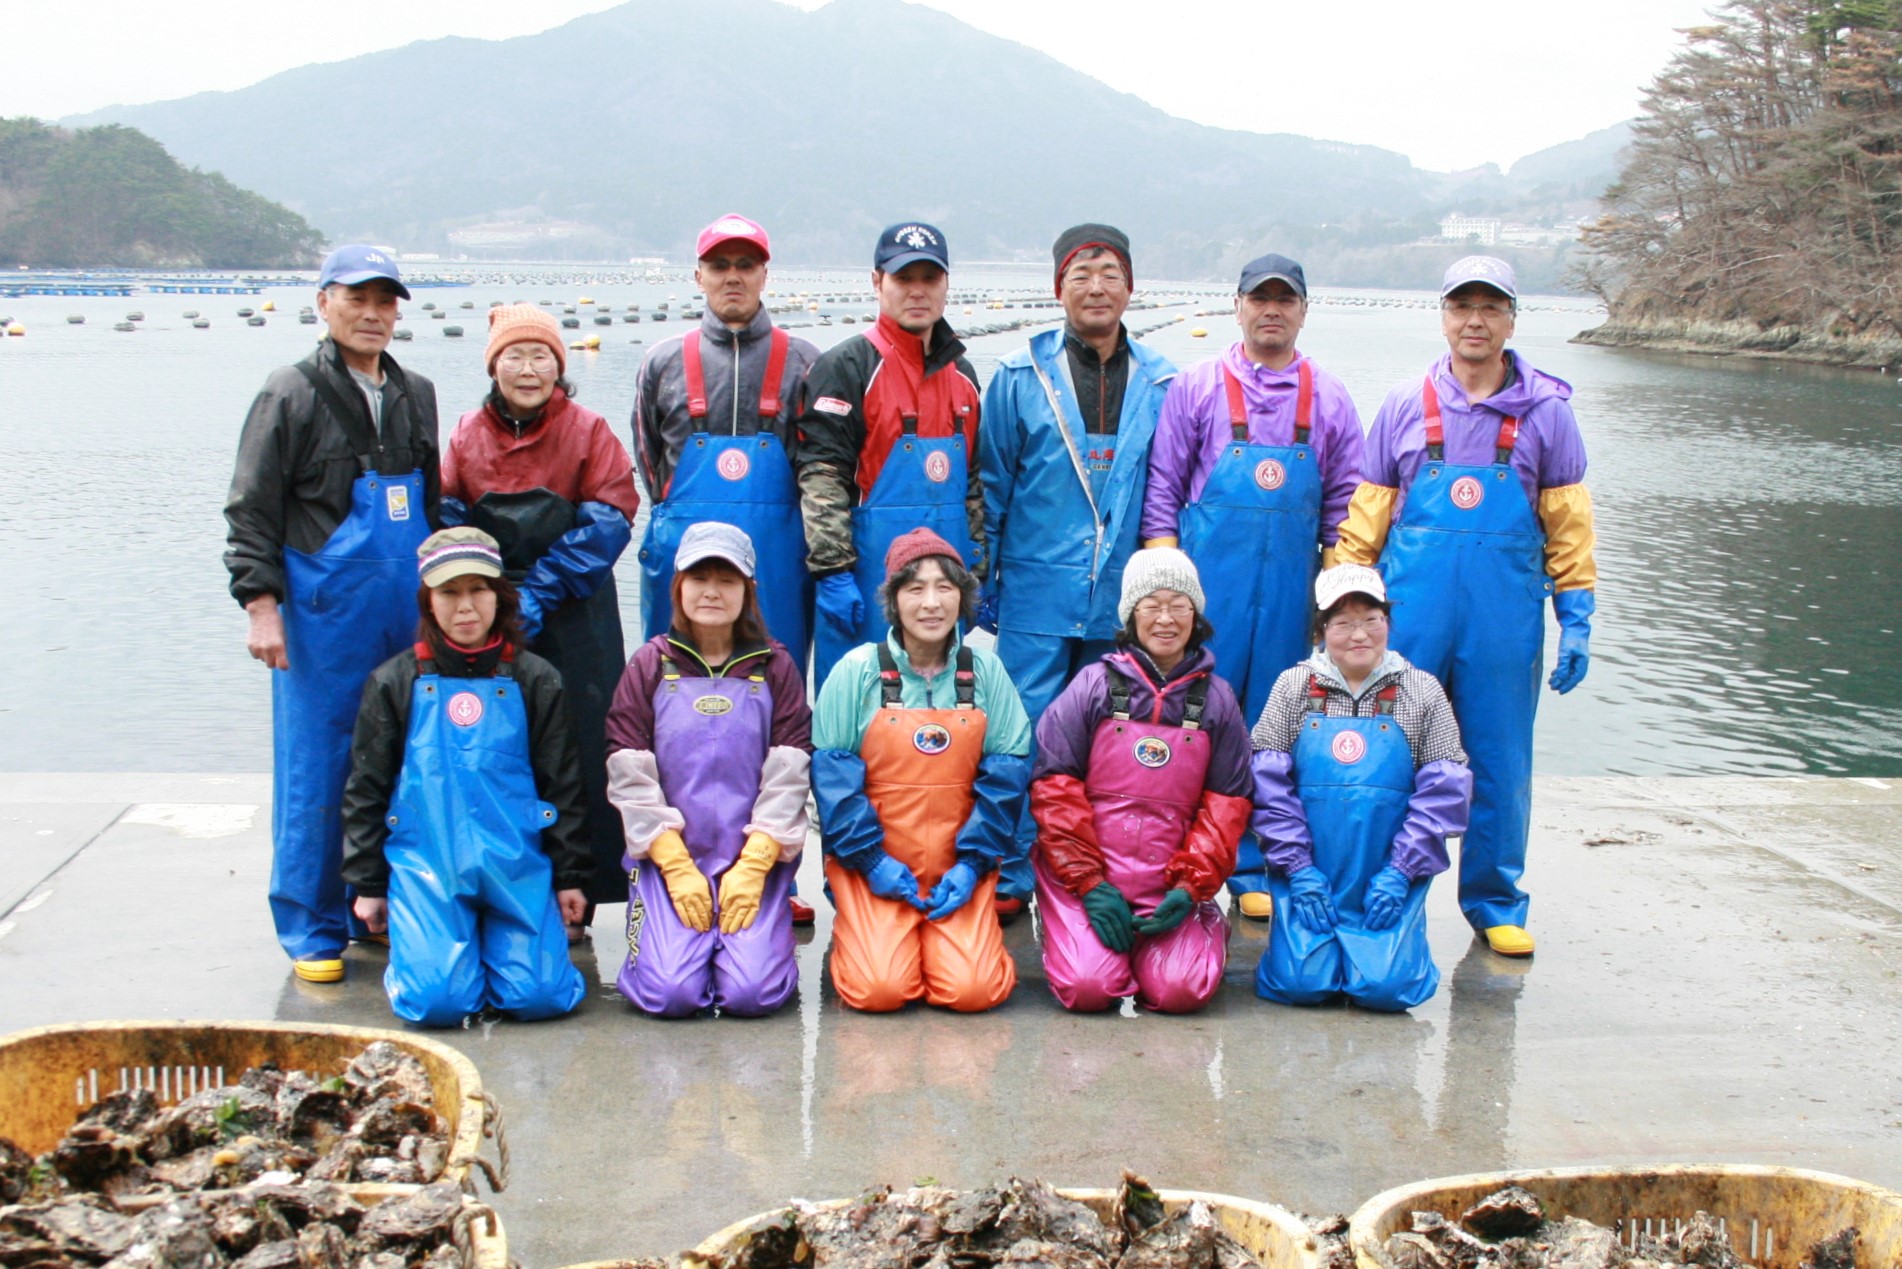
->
<box><xmin>0</xmin><ymin>118</ymin><xmax>325</xmax><ymax>268</ymax></box>
<box><xmin>1576</xmin><ymin>1</ymin><xmax>1902</xmax><ymax>341</ymax></box>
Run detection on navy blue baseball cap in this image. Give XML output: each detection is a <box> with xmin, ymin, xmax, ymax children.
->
<box><xmin>874</xmin><ymin>222</ymin><xmax>950</xmax><ymax>274</ymax></box>
<box><xmin>1237</xmin><ymin>253</ymin><xmax>1307</xmax><ymax>299</ymax></box>
<box><xmin>317</xmin><ymin>244</ymin><xmax>411</xmax><ymax>299</ymax></box>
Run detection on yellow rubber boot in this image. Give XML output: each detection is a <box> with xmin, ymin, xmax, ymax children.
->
<box><xmin>717</xmin><ymin>833</ymin><xmax>780</xmax><ymax>934</ymax></box>
<box><xmin>647</xmin><ymin>830</ymin><xmax>713</xmax><ymax>932</ymax></box>
<box><xmin>1236</xmin><ymin>892</ymin><xmax>1274</xmax><ymax>922</ymax></box>
<box><xmin>1483</xmin><ymin>924</ymin><xmax>1535</xmax><ymax>957</ymax></box>
<box><xmin>293</xmin><ymin>957</ymin><xmax>345</xmax><ymax>983</ymax></box>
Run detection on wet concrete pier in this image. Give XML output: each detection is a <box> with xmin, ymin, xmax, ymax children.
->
<box><xmin>1</xmin><ymin>773</ymin><xmax>1898</xmax><ymax>1266</ymax></box>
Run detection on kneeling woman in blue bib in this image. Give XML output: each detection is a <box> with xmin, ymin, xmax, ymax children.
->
<box><xmin>1251</xmin><ymin>563</ymin><xmax>1471</xmax><ymax>1011</ymax></box>
<box><xmin>342</xmin><ymin>527</ymin><xmax>589</xmax><ymax>1025</ymax></box>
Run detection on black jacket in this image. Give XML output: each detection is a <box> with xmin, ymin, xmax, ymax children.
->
<box><xmin>340</xmin><ymin>645</ymin><xmax>593</xmax><ymax>897</ymax></box>
<box><xmin>224</xmin><ymin>340</ymin><xmax>440</xmax><ymax>606</ymax></box>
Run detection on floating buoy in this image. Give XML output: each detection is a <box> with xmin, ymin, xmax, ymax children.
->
<box><xmin>430</xmin><ymin>310</ymin><xmax>446</xmax><ymax>319</ymax></box>
<box><xmin>66</xmin><ymin>314</ymin><xmax>84</xmax><ymax>324</ymax></box>
<box><xmin>126</xmin><ymin>311</ymin><xmax>144</xmax><ymax>322</ymax></box>
<box><xmin>182</xmin><ymin>310</ymin><xmax>199</xmax><ymax>319</ymax></box>
<box><xmin>582</xmin><ymin>334</ymin><xmax>601</xmax><ymax>350</ymax></box>
<box><xmin>422</xmin><ymin>302</ymin><xmax>437</xmax><ymax>311</ymax></box>
<box><xmin>651</xmin><ymin>312</ymin><xmax>667</xmax><ymax>322</ymax></box>
<box><xmin>841</xmin><ymin>315</ymin><xmax>856</xmax><ymax>324</ymax></box>
<box><xmin>563</xmin><ymin>306</ymin><xmax>577</xmax><ymax>314</ymax></box>
<box><xmin>261</xmin><ymin>300</ymin><xmax>275</xmax><ymax>312</ymax></box>
<box><xmin>490</xmin><ymin>299</ymin><xmax>504</xmax><ymax>307</ymax></box>
<box><xmin>443</xmin><ymin>325</ymin><xmax>464</xmax><ymax>337</ymax></box>
<box><xmin>657</xmin><ymin>301</ymin><xmax>670</xmax><ymax>311</ymax></box>
<box><xmin>192</xmin><ymin>319</ymin><xmax>210</xmax><ymax>329</ymax></box>
<box><xmin>298</xmin><ymin>313</ymin><xmax>317</xmax><ymax>324</ymax></box>
<box><xmin>6</xmin><ymin>323</ymin><xmax>24</xmax><ymax>336</ymax></box>
<box><xmin>626</xmin><ymin>314</ymin><xmax>641</xmax><ymax>323</ymax></box>
<box><xmin>568</xmin><ymin>340</ymin><xmax>587</xmax><ymax>350</ymax></box>
<box><xmin>578</xmin><ymin>296</ymin><xmax>594</xmax><ymax>305</ymax></box>
<box><xmin>393</xmin><ymin>329</ymin><xmax>413</xmax><ymax>341</ymax></box>
<box><xmin>113</xmin><ymin>321</ymin><xmax>136</xmax><ymax>332</ymax></box>
<box><xmin>807</xmin><ymin>302</ymin><xmax>819</xmax><ymax>311</ymax></box>
<box><xmin>964</xmin><ymin>307</ymin><xmax>974</xmax><ymax>315</ymax></box>
<box><xmin>246</xmin><ymin>315</ymin><xmax>267</xmax><ymax>326</ymax></box>
<box><xmin>237</xmin><ymin>307</ymin><xmax>255</xmax><ymax>317</ymax></box>
<box><xmin>460</xmin><ymin>301</ymin><xmax>474</xmax><ymax>309</ymax></box>
<box><xmin>594</xmin><ymin>314</ymin><xmax>613</xmax><ymax>326</ymax></box>
<box><xmin>1190</xmin><ymin>327</ymin><xmax>1208</xmax><ymax>337</ymax></box>
<box><xmin>560</xmin><ymin>317</ymin><xmax>580</xmax><ymax>329</ymax></box>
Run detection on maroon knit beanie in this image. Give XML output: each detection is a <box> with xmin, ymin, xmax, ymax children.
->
<box><xmin>884</xmin><ymin>527</ymin><xmax>961</xmax><ymax>583</ymax></box>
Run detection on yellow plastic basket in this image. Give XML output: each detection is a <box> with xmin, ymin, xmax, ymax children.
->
<box><xmin>561</xmin><ymin>1186</ymin><xmax>1319</xmax><ymax>1269</ymax></box>
<box><xmin>0</xmin><ymin>1020</ymin><xmax>506</xmax><ymax>1191</ymax></box>
<box><xmin>1348</xmin><ymin>1164</ymin><xmax>1902</xmax><ymax>1269</ymax></box>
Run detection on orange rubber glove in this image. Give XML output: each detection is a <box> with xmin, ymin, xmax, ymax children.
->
<box><xmin>717</xmin><ymin>833</ymin><xmax>780</xmax><ymax>934</ymax></box>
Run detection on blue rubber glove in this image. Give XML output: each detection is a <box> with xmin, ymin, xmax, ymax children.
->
<box><xmin>1549</xmin><ymin>589</ymin><xmax>1594</xmax><ymax>694</ymax></box>
<box><xmin>439</xmin><ymin>495</ymin><xmax>468</xmax><ymax>528</ymax></box>
<box><xmin>1362</xmin><ymin>866</ymin><xmax>1411</xmax><ymax>931</ymax></box>
<box><xmin>923</xmin><ymin>861</ymin><xmax>979</xmax><ymax>921</ymax></box>
<box><xmin>816</xmin><ymin>573</ymin><xmax>864</xmax><ymax>636</ymax></box>
<box><xmin>1287</xmin><ymin>866</ymin><xmax>1337</xmax><ymax>934</ymax></box>
<box><xmin>974</xmin><ymin>581</ymin><xmax>1000</xmax><ymax>635</ymax></box>
<box><xmin>1134</xmin><ymin>888</ymin><xmax>1194</xmax><ymax>936</ymax></box>
<box><xmin>864</xmin><ymin>853</ymin><xmax>926</xmax><ymax>910</ymax></box>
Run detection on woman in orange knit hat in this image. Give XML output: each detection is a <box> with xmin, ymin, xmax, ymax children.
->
<box><xmin>441</xmin><ymin>304</ymin><xmax>642</xmax><ymax>936</ymax></box>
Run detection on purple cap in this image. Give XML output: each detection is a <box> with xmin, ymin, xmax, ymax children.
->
<box><xmin>317</xmin><ymin>244</ymin><xmax>410</xmax><ymax>300</ymax></box>
<box><xmin>875</xmin><ymin>222</ymin><xmax>949</xmax><ymax>274</ymax></box>
<box><xmin>1441</xmin><ymin>255</ymin><xmax>1517</xmax><ymax>301</ymax></box>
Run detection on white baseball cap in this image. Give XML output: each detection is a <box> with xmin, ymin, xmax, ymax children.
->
<box><xmin>1314</xmin><ymin>563</ymin><xmax>1386</xmax><ymax>612</ymax></box>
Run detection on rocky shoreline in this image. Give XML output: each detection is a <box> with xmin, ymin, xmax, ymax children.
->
<box><xmin>1572</xmin><ymin>316</ymin><xmax>1902</xmax><ymax>371</ymax></box>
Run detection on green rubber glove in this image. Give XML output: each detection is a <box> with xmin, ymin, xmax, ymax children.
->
<box><xmin>1081</xmin><ymin>882</ymin><xmax>1134</xmax><ymax>953</ymax></box>
<box><xmin>1134</xmin><ymin>888</ymin><xmax>1194</xmax><ymax>936</ymax></box>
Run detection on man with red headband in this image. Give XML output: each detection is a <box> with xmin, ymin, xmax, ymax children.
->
<box><xmin>978</xmin><ymin>223</ymin><xmax>1177</xmax><ymax>916</ymax></box>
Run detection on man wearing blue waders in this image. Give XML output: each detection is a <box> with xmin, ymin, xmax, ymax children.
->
<box><xmin>634</xmin><ymin>213</ymin><xmax>822</xmax><ymax>670</ymax></box>
<box><xmin>795</xmin><ymin>222</ymin><xmax>986</xmax><ymax>692</ymax></box>
<box><xmin>1142</xmin><ymin>254</ymin><xmax>1364</xmax><ymax>921</ymax></box>
<box><xmin>225</xmin><ymin>246</ymin><xmax>439</xmax><ymax>983</ymax></box>
<box><xmin>979</xmin><ymin>224</ymin><xmax>1177</xmax><ymax>918</ymax></box>
<box><xmin>634</xmin><ymin>214</ymin><xmax>823</xmax><ymax>925</ymax></box>
<box><xmin>1337</xmin><ymin>256</ymin><xmax>1598</xmax><ymax>958</ymax></box>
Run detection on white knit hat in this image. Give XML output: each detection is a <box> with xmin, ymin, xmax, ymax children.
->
<box><xmin>1118</xmin><ymin>547</ymin><xmax>1206</xmax><ymax>623</ymax></box>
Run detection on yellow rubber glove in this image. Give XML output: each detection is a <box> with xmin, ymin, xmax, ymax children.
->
<box><xmin>646</xmin><ymin>829</ymin><xmax>712</xmax><ymax>932</ymax></box>
<box><xmin>718</xmin><ymin>832</ymin><xmax>781</xmax><ymax>934</ymax></box>
<box><xmin>1142</xmin><ymin>536</ymin><xmax>1179</xmax><ymax>549</ymax></box>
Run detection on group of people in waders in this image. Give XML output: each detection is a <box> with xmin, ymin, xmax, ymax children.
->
<box><xmin>224</xmin><ymin>215</ymin><xmax>1596</xmax><ymax>1025</ymax></box>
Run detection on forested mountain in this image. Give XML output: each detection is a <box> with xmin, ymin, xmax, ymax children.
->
<box><xmin>1575</xmin><ymin>0</ymin><xmax>1902</xmax><ymax>363</ymax></box>
<box><xmin>65</xmin><ymin>0</ymin><xmax>1617</xmax><ymax>284</ymax></box>
<box><xmin>0</xmin><ymin>118</ymin><xmax>325</xmax><ymax>268</ymax></box>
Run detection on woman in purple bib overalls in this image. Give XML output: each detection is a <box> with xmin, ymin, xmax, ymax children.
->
<box><xmin>1028</xmin><ymin>548</ymin><xmax>1254</xmax><ymax>1013</ymax></box>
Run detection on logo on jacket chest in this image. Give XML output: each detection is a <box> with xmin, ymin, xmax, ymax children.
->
<box><xmin>693</xmin><ymin>694</ymin><xmax>734</xmax><ymax>716</ymax></box>
<box><xmin>385</xmin><ymin>484</ymin><xmax>411</xmax><ymax>521</ymax></box>
<box><xmin>1254</xmin><ymin>459</ymin><xmax>1286</xmax><ymax>491</ymax></box>
<box><xmin>716</xmin><ymin>449</ymin><xmax>751</xmax><ymax>481</ymax></box>
<box><xmin>923</xmin><ymin>451</ymin><xmax>953</xmax><ymax>483</ymax></box>
<box><xmin>1133</xmin><ymin>736</ymin><xmax>1173</xmax><ymax>768</ymax></box>
<box><xmin>1330</xmin><ymin>730</ymin><xmax>1367</xmax><ymax>764</ymax></box>
<box><xmin>1450</xmin><ymin>476</ymin><xmax>1485</xmax><ymax>510</ymax></box>
<box><xmin>912</xmin><ymin>723</ymin><xmax>952</xmax><ymax>755</ymax></box>
<box><xmin>447</xmin><ymin>692</ymin><xmax>485</xmax><ymax>727</ymax></box>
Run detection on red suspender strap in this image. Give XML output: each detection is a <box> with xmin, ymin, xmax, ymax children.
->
<box><xmin>682</xmin><ymin>331</ymin><xmax>708</xmax><ymax>420</ymax></box>
<box><xmin>1494</xmin><ymin>415</ymin><xmax>1520</xmax><ymax>463</ymax></box>
<box><xmin>1307</xmin><ymin>673</ymin><xmax>1327</xmax><ymax>705</ymax></box>
<box><xmin>1221</xmin><ymin>366</ymin><xmax>1248</xmax><ymax>442</ymax></box>
<box><xmin>1375</xmin><ymin>683</ymin><xmax>1398</xmax><ymax>715</ymax></box>
<box><xmin>758</xmin><ymin>326</ymin><xmax>790</xmax><ymax>420</ymax></box>
<box><xmin>1421</xmin><ymin>376</ymin><xmax>1444</xmax><ymax>460</ymax></box>
<box><xmin>1294</xmin><ymin>358</ymin><xmax>1313</xmax><ymax>445</ymax></box>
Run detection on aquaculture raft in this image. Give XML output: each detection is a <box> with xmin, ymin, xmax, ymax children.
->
<box><xmin>0</xmin><ymin>1019</ymin><xmax>506</xmax><ymax>1192</ymax></box>
<box><xmin>1346</xmin><ymin>1164</ymin><xmax>1902</xmax><ymax>1269</ymax></box>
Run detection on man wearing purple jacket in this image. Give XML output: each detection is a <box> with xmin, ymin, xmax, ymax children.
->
<box><xmin>1142</xmin><ymin>254</ymin><xmax>1363</xmax><ymax>917</ymax></box>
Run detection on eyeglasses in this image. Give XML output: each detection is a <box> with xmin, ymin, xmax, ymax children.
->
<box><xmin>1325</xmin><ymin>614</ymin><xmax>1389</xmax><ymax>635</ymax></box>
<box><xmin>1134</xmin><ymin>599</ymin><xmax>1196</xmax><ymax>621</ymax></box>
<box><xmin>496</xmin><ymin>348</ymin><xmax>558</xmax><ymax>372</ymax></box>
<box><xmin>1442</xmin><ymin>299</ymin><xmax>1514</xmax><ymax>320</ymax></box>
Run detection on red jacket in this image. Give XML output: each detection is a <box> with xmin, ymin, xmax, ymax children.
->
<box><xmin>443</xmin><ymin>389</ymin><xmax>641</xmax><ymax>520</ymax></box>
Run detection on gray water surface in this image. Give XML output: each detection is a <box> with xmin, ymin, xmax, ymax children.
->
<box><xmin>2</xmin><ymin>265</ymin><xmax>1897</xmax><ymax>776</ymax></box>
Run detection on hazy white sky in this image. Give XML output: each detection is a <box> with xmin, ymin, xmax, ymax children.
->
<box><xmin>3</xmin><ymin>0</ymin><xmax>1717</xmax><ymax>171</ymax></box>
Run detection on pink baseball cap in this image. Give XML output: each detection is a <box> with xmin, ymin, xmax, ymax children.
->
<box><xmin>697</xmin><ymin>213</ymin><xmax>771</xmax><ymax>261</ymax></box>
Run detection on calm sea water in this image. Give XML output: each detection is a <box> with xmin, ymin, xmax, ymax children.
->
<box><xmin>2</xmin><ymin>264</ymin><xmax>1897</xmax><ymax>776</ymax></box>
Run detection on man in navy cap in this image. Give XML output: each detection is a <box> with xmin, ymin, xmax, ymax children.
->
<box><xmin>1141</xmin><ymin>253</ymin><xmax>1363</xmax><ymax>920</ymax></box>
<box><xmin>225</xmin><ymin>245</ymin><xmax>440</xmax><ymax>982</ymax></box>
<box><xmin>795</xmin><ymin>221</ymin><xmax>986</xmax><ymax>690</ymax></box>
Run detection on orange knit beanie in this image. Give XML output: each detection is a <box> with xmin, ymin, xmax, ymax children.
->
<box><xmin>484</xmin><ymin>304</ymin><xmax>566</xmax><ymax>376</ymax></box>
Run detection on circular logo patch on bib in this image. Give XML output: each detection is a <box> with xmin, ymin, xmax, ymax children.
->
<box><xmin>1254</xmin><ymin>458</ymin><xmax>1286</xmax><ymax>491</ymax></box>
<box><xmin>1450</xmin><ymin>475</ymin><xmax>1485</xmax><ymax>510</ymax></box>
<box><xmin>447</xmin><ymin>692</ymin><xmax>484</xmax><ymax>727</ymax></box>
<box><xmin>693</xmin><ymin>695</ymin><xmax>733</xmax><ymax>716</ymax></box>
<box><xmin>1134</xmin><ymin>736</ymin><xmax>1173</xmax><ymax>768</ymax></box>
<box><xmin>717</xmin><ymin>449</ymin><xmax>750</xmax><ymax>481</ymax></box>
<box><xmin>1331</xmin><ymin>730</ymin><xmax>1367</xmax><ymax>764</ymax></box>
<box><xmin>924</xmin><ymin>451</ymin><xmax>952</xmax><ymax>483</ymax></box>
<box><xmin>912</xmin><ymin>723</ymin><xmax>952</xmax><ymax>755</ymax></box>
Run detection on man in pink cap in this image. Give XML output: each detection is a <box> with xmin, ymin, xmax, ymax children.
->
<box><xmin>632</xmin><ymin>213</ymin><xmax>822</xmax><ymax>923</ymax></box>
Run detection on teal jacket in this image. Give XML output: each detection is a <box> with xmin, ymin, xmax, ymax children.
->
<box><xmin>979</xmin><ymin>328</ymin><xmax>1176</xmax><ymax>639</ymax></box>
